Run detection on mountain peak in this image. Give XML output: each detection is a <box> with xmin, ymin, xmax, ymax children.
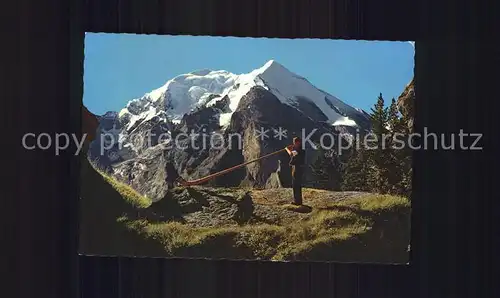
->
<box><xmin>263</xmin><ymin>59</ymin><xmax>278</xmax><ymax>67</ymax></box>
<box><xmin>251</xmin><ymin>59</ymin><xmax>292</xmax><ymax>78</ymax></box>
<box><xmin>260</xmin><ymin>59</ymin><xmax>284</xmax><ymax>70</ymax></box>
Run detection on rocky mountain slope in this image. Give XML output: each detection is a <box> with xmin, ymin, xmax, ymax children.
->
<box><xmin>88</xmin><ymin>60</ymin><xmax>373</xmax><ymax>201</ymax></box>
<box><xmin>397</xmin><ymin>77</ymin><xmax>415</xmax><ymax>130</ymax></box>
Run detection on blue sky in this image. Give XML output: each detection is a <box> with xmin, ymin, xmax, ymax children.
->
<box><xmin>83</xmin><ymin>33</ymin><xmax>414</xmax><ymax>115</ymax></box>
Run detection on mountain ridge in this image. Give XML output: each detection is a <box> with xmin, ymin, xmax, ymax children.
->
<box><xmin>113</xmin><ymin>60</ymin><xmax>370</xmax><ymax>130</ymax></box>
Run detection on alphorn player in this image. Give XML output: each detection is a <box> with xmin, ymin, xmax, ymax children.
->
<box><xmin>285</xmin><ymin>137</ymin><xmax>306</xmax><ymax>205</ymax></box>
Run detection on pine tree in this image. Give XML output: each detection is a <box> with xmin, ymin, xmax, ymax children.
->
<box><xmin>340</xmin><ymin>135</ymin><xmax>370</xmax><ymax>192</ymax></box>
<box><xmin>370</xmin><ymin>93</ymin><xmax>389</xmax><ymax>137</ymax></box>
<box><xmin>365</xmin><ymin>93</ymin><xmax>391</xmax><ymax>193</ymax></box>
<box><xmin>384</xmin><ymin>98</ymin><xmax>403</xmax><ymax>191</ymax></box>
<box><xmin>394</xmin><ymin>108</ymin><xmax>413</xmax><ymax>198</ymax></box>
<box><xmin>310</xmin><ymin>147</ymin><xmax>341</xmax><ymax>190</ymax></box>
<box><xmin>385</xmin><ymin>97</ymin><xmax>412</xmax><ymax>197</ymax></box>
<box><xmin>339</xmin><ymin>93</ymin><xmax>413</xmax><ymax>198</ymax></box>
<box><xmin>388</xmin><ymin>98</ymin><xmax>401</xmax><ymax>131</ymax></box>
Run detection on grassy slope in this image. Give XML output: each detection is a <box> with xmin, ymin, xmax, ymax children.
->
<box><xmin>80</xmin><ymin>158</ymin><xmax>410</xmax><ymax>263</ymax></box>
<box><xmin>125</xmin><ymin>192</ymin><xmax>410</xmax><ymax>263</ymax></box>
<box><xmin>79</xmin><ymin>157</ymin><xmax>165</xmax><ymax>256</ymax></box>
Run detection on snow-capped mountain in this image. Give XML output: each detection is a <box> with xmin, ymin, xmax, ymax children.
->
<box><xmin>116</xmin><ymin>60</ymin><xmax>369</xmax><ymax>132</ymax></box>
<box><xmin>88</xmin><ymin>60</ymin><xmax>373</xmax><ymax>200</ymax></box>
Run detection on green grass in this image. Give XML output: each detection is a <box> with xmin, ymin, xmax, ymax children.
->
<box><xmin>340</xmin><ymin>194</ymin><xmax>410</xmax><ymax>212</ymax></box>
<box><xmin>118</xmin><ymin>193</ymin><xmax>409</xmax><ymax>261</ymax></box>
<box><xmin>88</xmin><ymin>160</ymin><xmax>152</xmax><ymax>209</ymax></box>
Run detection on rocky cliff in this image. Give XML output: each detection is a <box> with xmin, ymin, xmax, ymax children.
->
<box><xmin>397</xmin><ymin>77</ymin><xmax>415</xmax><ymax>130</ymax></box>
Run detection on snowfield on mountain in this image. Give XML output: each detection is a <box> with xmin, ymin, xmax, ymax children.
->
<box><xmin>116</xmin><ymin>60</ymin><xmax>368</xmax><ymax>130</ymax></box>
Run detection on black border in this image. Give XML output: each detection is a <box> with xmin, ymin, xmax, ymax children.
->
<box><xmin>6</xmin><ymin>0</ymin><xmax>496</xmax><ymax>297</ymax></box>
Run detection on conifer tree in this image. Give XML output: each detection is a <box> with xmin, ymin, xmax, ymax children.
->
<box><xmin>384</xmin><ymin>98</ymin><xmax>404</xmax><ymax>191</ymax></box>
<box><xmin>370</xmin><ymin>93</ymin><xmax>389</xmax><ymax>137</ymax></box>
<box><xmin>394</xmin><ymin>106</ymin><xmax>413</xmax><ymax>198</ymax></box>
<box><xmin>310</xmin><ymin>147</ymin><xmax>341</xmax><ymax>190</ymax></box>
<box><xmin>339</xmin><ymin>92</ymin><xmax>413</xmax><ymax>198</ymax></box>
<box><xmin>388</xmin><ymin>98</ymin><xmax>401</xmax><ymax>131</ymax></box>
<box><xmin>386</xmin><ymin>97</ymin><xmax>412</xmax><ymax>197</ymax></box>
<box><xmin>340</xmin><ymin>134</ymin><xmax>370</xmax><ymax>192</ymax></box>
<box><xmin>365</xmin><ymin>93</ymin><xmax>391</xmax><ymax>193</ymax></box>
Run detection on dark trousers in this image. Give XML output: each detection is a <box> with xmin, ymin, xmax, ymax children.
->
<box><xmin>291</xmin><ymin>165</ymin><xmax>303</xmax><ymax>205</ymax></box>
<box><xmin>166</xmin><ymin>181</ymin><xmax>174</xmax><ymax>191</ymax></box>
